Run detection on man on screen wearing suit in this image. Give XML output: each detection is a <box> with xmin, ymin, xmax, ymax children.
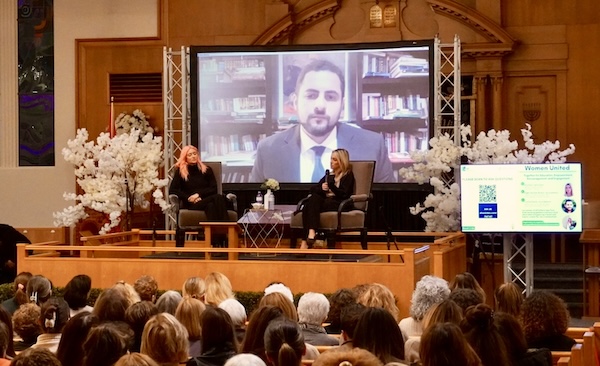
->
<box><xmin>250</xmin><ymin>59</ymin><xmax>395</xmax><ymax>183</ymax></box>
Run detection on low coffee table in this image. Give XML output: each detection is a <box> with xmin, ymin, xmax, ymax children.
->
<box><xmin>237</xmin><ymin>205</ymin><xmax>296</xmax><ymax>248</ymax></box>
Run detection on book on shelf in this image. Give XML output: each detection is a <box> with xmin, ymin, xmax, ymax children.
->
<box><xmin>362</xmin><ymin>93</ymin><xmax>428</xmax><ymax>120</ymax></box>
<box><xmin>389</xmin><ymin>56</ymin><xmax>429</xmax><ymax>77</ymax></box>
<box><xmin>200</xmin><ymin>57</ymin><xmax>266</xmax><ymax>82</ymax></box>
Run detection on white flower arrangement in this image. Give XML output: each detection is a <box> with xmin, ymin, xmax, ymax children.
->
<box><xmin>261</xmin><ymin>178</ymin><xmax>280</xmax><ymax>191</ymax></box>
<box><xmin>115</xmin><ymin>109</ymin><xmax>155</xmax><ymax>135</ymax></box>
<box><xmin>399</xmin><ymin>123</ymin><xmax>576</xmax><ymax>232</ymax></box>
<box><xmin>53</xmin><ymin>128</ymin><xmax>170</xmax><ymax>234</ymax></box>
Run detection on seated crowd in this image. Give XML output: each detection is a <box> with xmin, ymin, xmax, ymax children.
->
<box><xmin>0</xmin><ymin>271</ymin><xmax>576</xmax><ymax>366</ymax></box>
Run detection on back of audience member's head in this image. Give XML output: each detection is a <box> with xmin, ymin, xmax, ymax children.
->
<box><xmin>114</xmin><ymin>281</ymin><xmax>142</xmax><ymax>306</ymax></box>
<box><xmin>13</xmin><ymin>271</ymin><xmax>33</xmax><ymax>308</ymax></box>
<box><xmin>241</xmin><ymin>305</ymin><xmax>285</xmax><ymax>359</ymax></box>
<box><xmin>313</xmin><ymin>348</ymin><xmax>383</xmax><ymax>366</ymax></box>
<box><xmin>297</xmin><ymin>292</ymin><xmax>330</xmax><ymax>326</ymax></box>
<box><xmin>494</xmin><ymin>282</ymin><xmax>523</xmax><ymax>317</ymax></box>
<box><xmin>354</xmin><ymin>283</ymin><xmax>399</xmax><ymax>322</ymax></box>
<box><xmin>450</xmin><ymin>272</ymin><xmax>486</xmax><ymax>303</ymax></box>
<box><xmin>448</xmin><ymin>288</ymin><xmax>484</xmax><ymax>314</ymax></box>
<box><xmin>63</xmin><ymin>274</ymin><xmax>92</xmax><ymax>311</ymax></box>
<box><xmin>201</xmin><ymin>305</ymin><xmax>239</xmax><ymax>352</ymax></box>
<box><xmin>40</xmin><ymin>297</ymin><xmax>70</xmax><ymax>334</ymax></box>
<box><xmin>493</xmin><ymin>311</ymin><xmax>528</xmax><ymax>362</ymax></box>
<box><xmin>264</xmin><ymin>282</ymin><xmax>294</xmax><ymax>304</ymax></box>
<box><xmin>521</xmin><ymin>290</ymin><xmax>571</xmax><ymax>344</ymax></box>
<box><xmin>182</xmin><ymin>276</ymin><xmax>206</xmax><ymax>301</ymax></box>
<box><xmin>56</xmin><ymin>311</ymin><xmax>100</xmax><ymax>366</ymax></box>
<box><xmin>156</xmin><ymin>290</ymin><xmax>183</xmax><ymax>315</ymax></box>
<box><xmin>353</xmin><ymin>307</ymin><xmax>405</xmax><ymax>363</ymax></box>
<box><xmin>141</xmin><ymin>312</ymin><xmax>189</xmax><ymax>365</ymax></box>
<box><xmin>0</xmin><ymin>323</ymin><xmax>9</xmax><ymax>358</ymax></box>
<box><xmin>12</xmin><ymin>303</ymin><xmax>42</xmax><ymax>345</ymax></box>
<box><xmin>134</xmin><ymin>275</ymin><xmax>158</xmax><ymax>303</ymax></box>
<box><xmin>339</xmin><ymin>303</ymin><xmax>366</xmax><ymax>340</ymax></box>
<box><xmin>409</xmin><ymin>275</ymin><xmax>450</xmax><ymax>321</ymax></box>
<box><xmin>326</xmin><ymin>288</ymin><xmax>356</xmax><ymax>332</ymax></box>
<box><xmin>115</xmin><ymin>352</ymin><xmax>160</xmax><ymax>366</ymax></box>
<box><xmin>93</xmin><ymin>286</ymin><xmax>130</xmax><ymax>322</ymax></box>
<box><xmin>26</xmin><ymin>275</ymin><xmax>52</xmax><ymax>306</ymax></box>
<box><xmin>219</xmin><ymin>298</ymin><xmax>247</xmax><ymax>329</ymax></box>
<box><xmin>83</xmin><ymin>321</ymin><xmax>134</xmax><ymax>366</ymax></box>
<box><xmin>259</xmin><ymin>292</ymin><xmax>298</xmax><ymax>321</ymax></box>
<box><xmin>224</xmin><ymin>353</ymin><xmax>268</xmax><ymax>366</ymax></box>
<box><xmin>0</xmin><ymin>306</ymin><xmax>14</xmax><ymax>357</ymax></box>
<box><xmin>421</xmin><ymin>299</ymin><xmax>463</xmax><ymax>331</ymax></box>
<box><xmin>175</xmin><ymin>296</ymin><xmax>206</xmax><ymax>342</ymax></box>
<box><xmin>125</xmin><ymin>301</ymin><xmax>159</xmax><ymax>353</ymax></box>
<box><xmin>460</xmin><ymin>303</ymin><xmax>510</xmax><ymax>366</ymax></box>
<box><xmin>419</xmin><ymin>322</ymin><xmax>481</xmax><ymax>366</ymax></box>
<box><xmin>263</xmin><ymin>318</ymin><xmax>305</xmax><ymax>366</ymax></box>
<box><xmin>10</xmin><ymin>347</ymin><xmax>62</xmax><ymax>366</ymax></box>
<box><xmin>205</xmin><ymin>272</ymin><xmax>234</xmax><ymax>306</ymax></box>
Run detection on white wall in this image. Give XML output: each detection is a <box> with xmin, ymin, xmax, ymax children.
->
<box><xmin>0</xmin><ymin>0</ymin><xmax>158</xmax><ymax>227</ymax></box>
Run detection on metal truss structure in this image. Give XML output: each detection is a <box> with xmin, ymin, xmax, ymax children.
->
<box><xmin>434</xmin><ymin>35</ymin><xmax>462</xmax><ymax>144</ymax></box>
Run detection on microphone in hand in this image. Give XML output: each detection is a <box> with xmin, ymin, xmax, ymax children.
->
<box><xmin>323</xmin><ymin>169</ymin><xmax>330</xmax><ymax>191</ymax></box>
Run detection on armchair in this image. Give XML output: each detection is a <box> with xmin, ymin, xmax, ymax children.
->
<box><xmin>169</xmin><ymin>162</ymin><xmax>237</xmax><ymax>247</ymax></box>
<box><xmin>289</xmin><ymin>161</ymin><xmax>375</xmax><ymax>250</ymax></box>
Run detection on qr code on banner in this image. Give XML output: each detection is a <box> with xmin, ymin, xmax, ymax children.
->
<box><xmin>479</xmin><ymin>184</ymin><xmax>497</xmax><ymax>203</ymax></box>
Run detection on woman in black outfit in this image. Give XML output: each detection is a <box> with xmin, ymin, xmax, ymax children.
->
<box><xmin>300</xmin><ymin>148</ymin><xmax>355</xmax><ymax>249</ymax></box>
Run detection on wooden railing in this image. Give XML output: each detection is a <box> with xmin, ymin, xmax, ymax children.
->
<box><xmin>551</xmin><ymin>323</ymin><xmax>600</xmax><ymax>366</ymax></box>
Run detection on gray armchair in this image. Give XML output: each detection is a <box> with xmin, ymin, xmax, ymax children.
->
<box><xmin>289</xmin><ymin>161</ymin><xmax>375</xmax><ymax>250</ymax></box>
<box><xmin>169</xmin><ymin>161</ymin><xmax>237</xmax><ymax>247</ymax></box>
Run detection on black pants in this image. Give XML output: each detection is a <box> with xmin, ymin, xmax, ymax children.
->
<box><xmin>187</xmin><ymin>194</ymin><xmax>230</xmax><ymax>221</ymax></box>
<box><xmin>301</xmin><ymin>194</ymin><xmax>345</xmax><ymax>238</ymax></box>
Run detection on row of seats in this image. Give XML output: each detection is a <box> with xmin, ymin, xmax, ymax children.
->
<box><xmin>551</xmin><ymin>323</ymin><xmax>600</xmax><ymax>366</ymax></box>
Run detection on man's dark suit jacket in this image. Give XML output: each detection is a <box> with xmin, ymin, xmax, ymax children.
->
<box><xmin>250</xmin><ymin>123</ymin><xmax>395</xmax><ymax>183</ymax></box>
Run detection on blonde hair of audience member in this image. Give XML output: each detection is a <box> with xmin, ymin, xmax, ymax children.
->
<box><xmin>259</xmin><ymin>292</ymin><xmax>298</xmax><ymax>321</ymax></box>
<box><xmin>114</xmin><ymin>280</ymin><xmax>142</xmax><ymax>306</ymax></box>
<box><xmin>421</xmin><ymin>299</ymin><xmax>463</xmax><ymax>331</ymax></box>
<box><xmin>224</xmin><ymin>353</ymin><xmax>267</xmax><ymax>366</ymax></box>
<box><xmin>175</xmin><ymin>296</ymin><xmax>206</xmax><ymax>342</ymax></box>
<box><xmin>460</xmin><ymin>303</ymin><xmax>510</xmax><ymax>366</ymax></box>
<box><xmin>82</xmin><ymin>321</ymin><xmax>135</xmax><ymax>366</ymax></box>
<box><xmin>419</xmin><ymin>322</ymin><xmax>481</xmax><ymax>366</ymax></box>
<box><xmin>141</xmin><ymin>313</ymin><xmax>189</xmax><ymax>366</ymax></box>
<box><xmin>156</xmin><ymin>290</ymin><xmax>183</xmax><ymax>315</ymax></box>
<box><xmin>313</xmin><ymin>348</ymin><xmax>383</xmax><ymax>366</ymax></box>
<box><xmin>115</xmin><ymin>353</ymin><xmax>160</xmax><ymax>366</ymax></box>
<box><xmin>205</xmin><ymin>272</ymin><xmax>235</xmax><ymax>306</ymax></box>
<box><xmin>12</xmin><ymin>303</ymin><xmax>42</xmax><ymax>346</ymax></box>
<box><xmin>26</xmin><ymin>275</ymin><xmax>52</xmax><ymax>306</ymax></box>
<box><xmin>354</xmin><ymin>283</ymin><xmax>399</xmax><ymax>322</ymax></box>
<box><xmin>264</xmin><ymin>319</ymin><xmax>306</xmax><ymax>366</ymax></box>
<box><xmin>182</xmin><ymin>276</ymin><xmax>206</xmax><ymax>301</ymax></box>
<box><xmin>450</xmin><ymin>272</ymin><xmax>486</xmax><ymax>303</ymax></box>
<box><xmin>494</xmin><ymin>282</ymin><xmax>523</xmax><ymax>317</ymax></box>
<box><xmin>134</xmin><ymin>275</ymin><xmax>159</xmax><ymax>303</ymax></box>
<box><xmin>10</xmin><ymin>347</ymin><xmax>62</xmax><ymax>366</ymax></box>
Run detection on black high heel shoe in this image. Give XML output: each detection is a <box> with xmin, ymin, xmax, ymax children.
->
<box><xmin>306</xmin><ymin>238</ymin><xmax>316</xmax><ymax>249</ymax></box>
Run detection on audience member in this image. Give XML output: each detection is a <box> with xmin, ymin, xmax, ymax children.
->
<box><xmin>421</xmin><ymin>299</ymin><xmax>463</xmax><ymax>331</ymax></box>
<box><xmin>188</xmin><ymin>306</ymin><xmax>238</xmax><ymax>366</ymax></box>
<box><xmin>494</xmin><ymin>311</ymin><xmax>552</xmax><ymax>366</ymax></box>
<box><xmin>25</xmin><ymin>275</ymin><xmax>52</xmax><ymax>306</ymax></box>
<box><xmin>263</xmin><ymin>319</ymin><xmax>305</xmax><ymax>366</ymax></box>
<box><xmin>520</xmin><ymin>290</ymin><xmax>576</xmax><ymax>351</ymax></box>
<box><xmin>142</xmin><ymin>313</ymin><xmax>189</xmax><ymax>366</ymax></box>
<box><xmin>224</xmin><ymin>353</ymin><xmax>267</xmax><ymax>366</ymax></box>
<box><xmin>115</xmin><ymin>352</ymin><xmax>160</xmax><ymax>366</ymax></box>
<box><xmin>450</xmin><ymin>272</ymin><xmax>486</xmax><ymax>303</ymax></box>
<box><xmin>263</xmin><ymin>283</ymin><xmax>294</xmax><ymax>304</ymax></box>
<box><xmin>63</xmin><ymin>274</ymin><xmax>94</xmax><ymax>317</ymax></box>
<box><xmin>259</xmin><ymin>292</ymin><xmax>298</xmax><ymax>321</ymax></box>
<box><xmin>114</xmin><ymin>281</ymin><xmax>142</xmax><ymax>306</ymax></box>
<box><xmin>183</xmin><ymin>276</ymin><xmax>206</xmax><ymax>301</ymax></box>
<box><xmin>12</xmin><ymin>303</ymin><xmax>42</xmax><ymax>352</ymax></box>
<box><xmin>175</xmin><ymin>296</ymin><xmax>206</xmax><ymax>357</ymax></box>
<box><xmin>494</xmin><ymin>282</ymin><xmax>523</xmax><ymax>317</ymax></box>
<box><xmin>0</xmin><ymin>306</ymin><xmax>15</xmax><ymax>357</ymax></box>
<box><xmin>0</xmin><ymin>323</ymin><xmax>11</xmax><ymax>366</ymax></box>
<box><xmin>448</xmin><ymin>288</ymin><xmax>484</xmax><ymax>313</ymax></box>
<box><xmin>338</xmin><ymin>303</ymin><xmax>366</xmax><ymax>351</ymax></box>
<box><xmin>82</xmin><ymin>321</ymin><xmax>134</xmax><ymax>366</ymax></box>
<box><xmin>93</xmin><ymin>286</ymin><xmax>131</xmax><ymax>322</ymax></box>
<box><xmin>0</xmin><ymin>271</ymin><xmax>31</xmax><ymax>315</ymax></box>
<box><xmin>10</xmin><ymin>347</ymin><xmax>62</xmax><ymax>366</ymax></box>
<box><xmin>218</xmin><ymin>298</ymin><xmax>247</xmax><ymax>344</ymax></box>
<box><xmin>241</xmin><ymin>306</ymin><xmax>286</xmax><ymax>364</ymax></box>
<box><xmin>156</xmin><ymin>290</ymin><xmax>183</xmax><ymax>315</ymax></box>
<box><xmin>297</xmin><ymin>292</ymin><xmax>338</xmax><ymax>346</ymax></box>
<box><xmin>460</xmin><ymin>303</ymin><xmax>511</xmax><ymax>366</ymax></box>
<box><xmin>399</xmin><ymin>275</ymin><xmax>450</xmax><ymax>342</ymax></box>
<box><xmin>419</xmin><ymin>322</ymin><xmax>481</xmax><ymax>366</ymax></box>
<box><xmin>125</xmin><ymin>301</ymin><xmax>159</xmax><ymax>353</ymax></box>
<box><xmin>134</xmin><ymin>275</ymin><xmax>159</xmax><ymax>303</ymax></box>
<box><xmin>353</xmin><ymin>307</ymin><xmax>405</xmax><ymax>364</ymax></box>
<box><xmin>324</xmin><ymin>288</ymin><xmax>356</xmax><ymax>334</ymax></box>
<box><xmin>31</xmin><ymin>296</ymin><xmax>70</xmax><ymax>353</ymax></box>
<box><xmin>354</xmin><ymin>283</ymin><xmax>399</xmax><ymax>322</ymax></box>
<box><xmin>313</xmin><ymin>348</ymin><xmax>383</xmax><ymax>366</ymax></box>
<box><xmin>56</xmin><ymin>311</ymin><xmax>100</xmax><ymax>366</ymax></box>
<box><xmin>205</xmin><ymin>272</ymin><xmax>235</xmax><ymax>306</ymax></box>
